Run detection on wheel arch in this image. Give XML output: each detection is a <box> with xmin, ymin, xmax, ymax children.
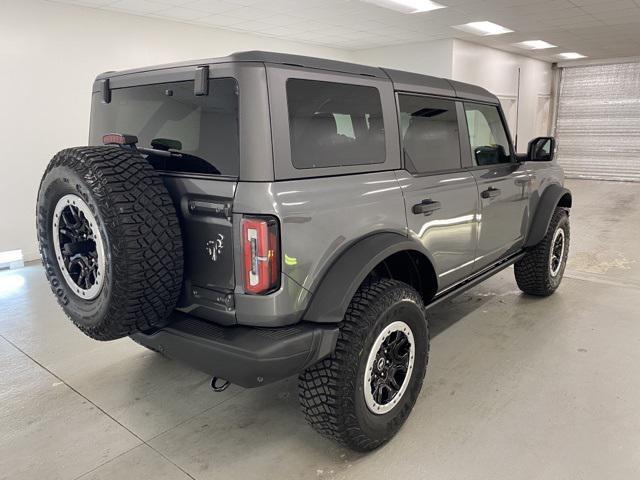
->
<box><xmin>525</xmin><ymin>184</ymin><xmax>572</xmax><ymax>248</ymax></box>
<box><xmin>302</xmin><ymin>232</ymin><xmax>438</xmax><ymax>324</ymax></box>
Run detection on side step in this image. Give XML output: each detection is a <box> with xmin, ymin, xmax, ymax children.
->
<box><xmin>427</xmin><ymin>251</ymin><xmax>526</xmax><ymax>310</ymax></box>
<box><xmin>131</xmin><ymin>312</ymin><xmax>339</xmax><ymax>388</ymax></box>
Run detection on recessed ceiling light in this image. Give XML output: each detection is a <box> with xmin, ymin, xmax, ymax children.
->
<box><xmin>360</xmin><ymin>0</ymin><xmax>446</xmax><ymax>14</ymax></box>
<box><xmin>513</xmin><ymin>40</ymin><xmax>557</xmax><ymax>50</ymax></box>
<box><xmin>557</xmin><ymin>52</ymin><xmax>587</xmax><ymax>59</ymax></box>
<box><xmin>453</xmin><ymin>21</ymin><xmax>513</xmax><ymax>36</ymax></box>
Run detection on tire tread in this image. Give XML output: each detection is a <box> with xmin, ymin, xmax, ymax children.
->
<box><xmin>37</xmin><ymin>146</ymin><xmax>183</xmax><ymax>340</ymax></box>
<box><xmin>298</xmin><ymin>278</ymin><xmax>428</xmax><ymax>451</ymax></box>
<box><xmin>515</xmin><ymin>207</ymin><xmax>569</xmax><ymax>296</ymax></box>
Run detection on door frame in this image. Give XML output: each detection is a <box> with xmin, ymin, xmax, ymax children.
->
<box><xmin>456</xmin><ymin>99</ymin><xmax>528</xmax><ymax>273</ymax></box>
<box><xmin>455</xmin><ymin>99</ymin><xmax>518</xmax><ymax>169</ymax></box>
<box><xmin>392</xmin><ymin>91</ymin><xmax>481</xmax><ymax>288</ymax></box>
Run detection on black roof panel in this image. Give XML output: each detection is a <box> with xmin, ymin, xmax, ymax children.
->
<box><xmin>447</xmin><ymin>79</ymin><xmax>498</xmax><ymax>104</ymax></box>
<box><xmin>382</xmin><ymin>68</ymin><xmax>455</xmax><ymax>97</ymax></box>
<box><xmin>96</xmin><ymin>50</ymin><xmax>497</xmax><ymax>103</ymax></box>
<box><xmin>96</xmin><ymin>50</ymin><xmax>386</xmax><ymax>80</ymax></box>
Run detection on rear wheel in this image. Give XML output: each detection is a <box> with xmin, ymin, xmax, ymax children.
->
<box><xmin>299</xmin><ymin>279</ymin><xmax>429</xmax><ymax>451</ymax></box>
<box><xmin>36</xmin><ymin>146</ymin><xmax>183</xmax><ymax>340</ymax></box>
<box><xmin>515</xmin><ymin>207</ymin><xmax>570</xmax><ymax>296</ymax></box>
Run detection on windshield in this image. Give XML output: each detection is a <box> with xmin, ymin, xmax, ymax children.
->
<box><xmin>89</xmin><ymin>78</ymin><xmax>239</xmax><ymax>176</ymax></box>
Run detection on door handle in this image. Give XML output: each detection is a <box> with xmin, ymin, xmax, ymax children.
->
<box><xmin>481</xmin><ymin>187</ymin><xmax>501</xmax><ymax>199</ymax></box>
<box><xmin>412</xmin><ymin>199</ymin><xmax>442</xmax><ymax>215</ymax></box>
<box><xmin>514</xmin><ymin>178</ymin><xmax>532</xmax><ymax>186</ymax></box>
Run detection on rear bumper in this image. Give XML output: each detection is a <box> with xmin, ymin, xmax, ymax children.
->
<box><xmin>131</xmin><ymin>312</ymin><xmax>339</xmax><ymax>388</ymax></box>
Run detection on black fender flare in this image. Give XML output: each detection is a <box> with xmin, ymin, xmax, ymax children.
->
<box><xmin>302</xmin><ymin>232</ymin><xmax>431</xmax><ymax>324</ymax></box>
<box><xmin>525</xmin><ymin>184</ymin><xmax>572</xmax><ymax>248</ymax></box>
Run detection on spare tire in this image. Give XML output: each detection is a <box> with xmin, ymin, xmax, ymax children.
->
<box><xmin>36</xmin><ymin>146</ymin><xmax>183</xmax><ymax>340</ymax></box>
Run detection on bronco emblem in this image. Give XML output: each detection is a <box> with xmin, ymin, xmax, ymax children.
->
<box><xmin>206</xmin><ymin>234</ymin><xmax>224</xmax><ymax>262</ymax></box>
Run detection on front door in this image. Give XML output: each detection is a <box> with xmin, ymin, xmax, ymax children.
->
<box><xmin>462</xmin><ymin>102</ymin><xmax>531</xmax><ymax>271</ymax></box>
<box><xmin>396</xmin><ymin>94</ymin><xmax>479</xmax><ymax>290</ymax></box>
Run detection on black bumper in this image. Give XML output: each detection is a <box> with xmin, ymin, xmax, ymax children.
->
<box><xmin>131</xmin><ymin>312</ymin><xmax>339</xmax><ymax>388</ymax></box>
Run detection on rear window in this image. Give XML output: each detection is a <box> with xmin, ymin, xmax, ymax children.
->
<box><xmin>286</xmin><ymin>79</ymin><xmax>386</xmax><ymax>169</ymax></box>
<box><xmin>89</xmin><ymin>78</ymin><xmax>239</xmax><ymax>176</ymax></box>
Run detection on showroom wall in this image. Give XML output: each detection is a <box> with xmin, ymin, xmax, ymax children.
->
<box><xmin>0</xmin><ymin>0</ymin><xmax>552</xmax><ymax>261</ymax></box>
<box><xmin>0</xmin><ymin>0</ymin><xmax>350</xmax><ymax>260</ymax></box>
<box><xmin>451</xmin><ymin>39</ymin><xmax>552</xmax><ymax>152</ymax></box>
<box><xmin>355</xmin><ymin>38</ymin><xmax>552</xmax><ymax>152</ymax></box>
<box><xmin>351</xmin><ymin>39</ymin><xmax>455</xmax><ymax>78</ymax></box>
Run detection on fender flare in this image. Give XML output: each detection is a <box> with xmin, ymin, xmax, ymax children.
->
<box><xmin>302</xmin><ymin>232</ymin><xmax>431</xmax><ymax>324</ymax></box>
<box><xmin>525</xmin><ymin>184</ymin><xmax>572</xmax><ymax>248</ymax></box>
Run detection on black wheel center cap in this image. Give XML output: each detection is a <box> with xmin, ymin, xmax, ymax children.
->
<box><xmin>376</xmin><ymin>357</ymin><xmax>386</xmax><ymax>371</ymax></box>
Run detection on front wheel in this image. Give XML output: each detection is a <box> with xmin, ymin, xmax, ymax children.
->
<box><xmin>515</xmin><ymin>207</ymin><xmax>570</xmax><ymax>296</ymax></box>
<box><xmin>298</xmin><ymin>279</ymin><xmax>429</xmax><ymax>451</ymax></box>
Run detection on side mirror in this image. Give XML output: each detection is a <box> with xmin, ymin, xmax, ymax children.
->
<box><xmin>527</xmin><ymin>137</ymin><xmax>555</xmax><ymax>162</ymax></box>
<box><xmin>474</xmin><ymin>144</ymin><xmax>509</xmax><ymax>165</ymax></box>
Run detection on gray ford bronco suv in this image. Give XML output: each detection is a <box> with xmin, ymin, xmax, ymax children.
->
<box><xmin>37</xmin><ymin>51</ymin><xmax>571</xmax><ymax>451</ymax></box>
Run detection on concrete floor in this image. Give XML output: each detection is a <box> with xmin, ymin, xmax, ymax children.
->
<box><xmin>1</xmin><ymin>179</ymin><xmax>639</xmax><ymax>480</ymax></box>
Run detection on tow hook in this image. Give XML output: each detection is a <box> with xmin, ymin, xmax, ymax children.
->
<box><xmin>210</xmin><ymin>377</ymin><xmax>230</xmax><ymax>392</ymax></box>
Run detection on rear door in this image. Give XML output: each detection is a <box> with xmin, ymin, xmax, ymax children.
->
<box><xmin>395</xmin><ymin>94</ymin><xmax>479</xmax><ymax>289</ymax></box>
<box><xmin>461</xmin><ymin>102</ymin><xmax>531</xmax><ymax>270</ymax></box>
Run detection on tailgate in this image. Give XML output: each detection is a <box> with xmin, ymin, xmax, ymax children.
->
<box><xmin>161</xmin><ymin>174</ymin><xmax>238</xmax><ymax>324</ymax></box>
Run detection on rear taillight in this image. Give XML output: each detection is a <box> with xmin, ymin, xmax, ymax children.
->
<box><xmin>241</xmin><ymin>216</ymin><xmax>280</xmax><ymax>295</ymax></box>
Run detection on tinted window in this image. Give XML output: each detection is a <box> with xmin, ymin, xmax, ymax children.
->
<box><xmin>399</xmin><ymin>95</ymin><xmax>461</xmax><ymax>174</ymax></box>
<box><xmin>286</xmin><ymin>79</ymin><xmax>385</xmax><ymax>169</ymax></box>
<box><xmin>464</xmin><ymin>103</ymin><xmax>512</xmax><ymax>166</ymax></box>
<box><xmin>90</xmin><ymin>78</ymin><xmax>239</xmax><ymax>176</ymax></box>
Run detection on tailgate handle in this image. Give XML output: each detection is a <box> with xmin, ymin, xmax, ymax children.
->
<box><xmin>188</xmin><ymin>200</ymin><xmax>231</xmax><ymax>218</ymax></box>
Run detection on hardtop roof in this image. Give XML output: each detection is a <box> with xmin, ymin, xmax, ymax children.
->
<box><xmin>96</xmin><ymin>50</ymin><xmax>498</xmax><ymax>104</ymax></box>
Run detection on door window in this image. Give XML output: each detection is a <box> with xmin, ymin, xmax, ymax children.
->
<box><xmin>464</xmin><ymin>103</ymin><xmax>512</xmax><ymax>166</ymax></box>
<box><xmin>398</xmin><ymin>95</ymin><xmax>461</xmax><ymax>174</ymax></box>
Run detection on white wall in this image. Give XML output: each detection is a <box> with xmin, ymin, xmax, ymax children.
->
<box><xmin>0</xmin><ymin>0</ymin><xmax>350</xmax><ymax>260</ymax></box>
<box><xmin>351</xmin><ymin>39</ymin><xmax>454</xmax><ymax>78</ymax></box>
<box><xmin>353</xmin><ymin>38</ymin><xmax>552</xmax><ymax>150</ymax></box>
<box><xmin>0</xmin><ymin>0</ymin><xmax>552</xmax><ymax>260</ymax></box>
<box><xmin>451</xmin><ymin>39</ymin><xmax>552</xmax><ymax>151</ymax></box>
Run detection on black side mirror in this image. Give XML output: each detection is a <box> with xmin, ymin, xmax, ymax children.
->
<box><xmin>474</xmin><ymin>144</ymin><xmax>509</xmax><ymax>165</ymax></box>
<box><xmin>527</xmin><ymin>137</ymin><xmax>556</xmax><ymax>162</ymax></box>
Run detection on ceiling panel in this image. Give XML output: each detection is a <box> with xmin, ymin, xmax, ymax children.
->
<box><xmin>47</xmin><ymin>0</ymin><xmax>640</xmax><ymax>62</ymax></box>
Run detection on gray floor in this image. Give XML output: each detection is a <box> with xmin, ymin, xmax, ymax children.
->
<box><xmin>1</xmin><ymin>179</ymin><xmax>639</xmax><ymax>480</ymax></box>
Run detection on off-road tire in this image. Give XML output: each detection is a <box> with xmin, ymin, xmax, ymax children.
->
<box><xmin>299</xmin><ymin>279</ymin><xmax>429</xmax><ymax>451</ymax></box>
<box><xmin>36</xmin><ymin>146</ymin><xmax>183</xmax><ymax>340</ymax></box>
<box><xmin>515</xmin><ymin>207</ymin><xmax>570</xmax><ymax>296</ymax></box>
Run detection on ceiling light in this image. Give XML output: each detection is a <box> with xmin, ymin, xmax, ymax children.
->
<box><xmin>453</xmin><ymin>21</ymin><xmax>513</xmax><ymax>36</ymax></box>
<box><xmin>513</xmin><ymin>40</ymin><xmax>557</xmax><ymax>50</ymax></box>
<box><xmin>360</xmin><ymin>0</ymin><xmax>446</xmax><ymax>14</ymax></box>
<box><xmin>557</xmin><ymin>52</ymin><xmax>587</xmax><ymax>60</ymax></box>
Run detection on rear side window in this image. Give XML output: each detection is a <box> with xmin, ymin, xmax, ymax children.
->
<box><xmin>90</xmin><ymin>78</ymin><xmax>239</xmax><ymax>176</ymax></box>
<box><xmin>399</xmin><ymin>95</ymin><xmax>461</xmax><ymax>174</ymax></box>
<box><xmin>286</xmin><ymin>79</ymin><xmax>386</xmax><ymax>169</ymax></box>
